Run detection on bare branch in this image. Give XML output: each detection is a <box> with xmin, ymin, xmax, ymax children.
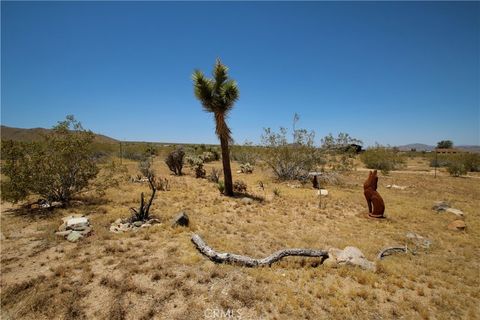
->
<box><xmin>191</xmin><ymin>234</ymin><xmax>328</xmax><ymax>267</ymax></box>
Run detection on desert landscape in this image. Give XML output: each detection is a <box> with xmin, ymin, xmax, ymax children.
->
<box><xmin>1</xmin><ymin>143</ymin><xmax>479</xmax><ymax>319</ymax></box>
<box><xmin>2</xmin><ymin>1</ymin><xmax>479</xmax><ymax>319</ymax></box>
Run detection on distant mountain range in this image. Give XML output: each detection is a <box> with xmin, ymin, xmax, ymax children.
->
<box><xmin>396</xmin><ymin>143</ymin><xmax>480</xmax><ymax>153</ymax></box>
<box><xmin>1</xmin><ymin>125</ymin><xmax>118</xmax><ymax>144</ymax></box>
<box><xmin>1</xmin><ymin>125</ymin><xmax>479</xmax><ymax>152</ymax></box>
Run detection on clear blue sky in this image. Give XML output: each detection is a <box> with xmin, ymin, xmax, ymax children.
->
<box><xmin>2</xmin><ymin>1</ymin><xmax>479</xmax><ymax>146</ymax></box>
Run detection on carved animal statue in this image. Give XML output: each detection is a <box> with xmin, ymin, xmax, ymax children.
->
<box><xmin>363</xmin><ymin>170</ymin><xmax>385</xmax><ymax>218</ymax></box>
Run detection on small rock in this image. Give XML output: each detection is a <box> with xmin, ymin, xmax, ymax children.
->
<box><xmin>55</xmin><ymin>230</ymin><xmax>72</xmax><ymax>237</ymax></box>
<box><xmin>30</xmin><ymin>204</ymin><xmax>40</xmax><ymax>210</ymax></box>
<box><xmin>67</xmin><ymin>231</ymin><xmax>83</xmax><ymax>242</ymax></box>
<box><xmin>318</xmin><ymin>189</ymin><xmax>328</xmax><ymax>196</ymax></box>
<box><xmin>446</xmin><ymin>208</ymin><xmax>464</xmax><ymax>217</ymax></box>
<box><xmin>386</xmin><ymin>184</ymin><xmax>407</xmax><ymax>190</ymax></box>
<box><xmin>448</xmin><ymin>220</ymin><xmax>466</xmax><ymax>231</ymax></box>
<box><xmin>241</xmin><ymin>197</ymin><xmax>253</xmax><ymax>205</ymax></box>
<box><xmin>141</xmin><ymin>223</ymin><xmax>152</xmax><ymax>228</ymax></box>
<box><xmin>432</xmin><ymin>201</ymin><xmax>450</xmax><ymax>212</ymax></box>
<box><xmin>133</xmin><ymin>221</ymin><xmax>143</xmax><ymax>227</ymax></box>
<box><xmin>172</xmin><ymin>212</ymin><xmax>189</xmax><ymax>227</ymax></box>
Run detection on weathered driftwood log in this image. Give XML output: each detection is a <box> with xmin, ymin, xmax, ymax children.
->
<box><xmin>377</xmin><ymin>245</ymin><xmax>408</xmax><ymax>260</ymax></box>
<box><xmin>191</xmin><ymin>234</ymin><xmax>329</xmax><ymax>267</ymax></box>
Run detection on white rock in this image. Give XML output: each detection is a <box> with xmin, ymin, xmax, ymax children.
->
<box><xmin>318</xmin><ymin>189</ymin><xmax>328</xmax><ymax>196</ymax></box>
<box><xmin>241</xmin><ymin>197</ymin><xmax>253</xmax><ymax>205</ymax></box>
<box><xmin>446</xmin><ymin>208</ymin><xmax>464</xmax><ymax>217</ymax></box>
<box><xmin>67</xmin><ymin>217</ymin><xmax>89</xmax><ymax>227</ymax></box>
<box><xmin>386</xmin><ymin>184</ymin><xmax>406</xmax><ymax>190</ymax></box>
<box><xmin>67</xmin><ymin>231</ymin><xmax>83</xmax><ymax>242</ymax></box>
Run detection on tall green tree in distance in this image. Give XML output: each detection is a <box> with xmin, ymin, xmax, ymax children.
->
<box><xmin>437</xmin><ymin>140</ymin><xmax>454</xmax><ymax>149</ymax></box>
<box><xmin>192</xmin><ymin>59</ymin><xmax>239</xmax><ymax>196</ymax></box>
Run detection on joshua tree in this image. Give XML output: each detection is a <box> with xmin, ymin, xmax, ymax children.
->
<box><xmin>192</xmin><ymin>59</ymin><xmax>239</xmax><ymax>196</ymax></box>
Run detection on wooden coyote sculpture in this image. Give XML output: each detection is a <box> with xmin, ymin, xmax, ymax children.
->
<box><xmin>363</xmin><ymin>170</ymin><xmax>385</xmax><ymax>218</ymax></box>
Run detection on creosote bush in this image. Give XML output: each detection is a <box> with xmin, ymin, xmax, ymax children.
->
<box><xmin>360</xmin><ymin>145</ymin><xmax>405</xmax><ymax>174</ymax></box>
<box><xmin>165</xmin><ymin>148</ymin><xmax>185</xmax><ymax>176</ymax></box>
<box><xmin>321</xmin><ymin>132</ymin><xmax>362</xmax><ymax>172</ymax></box>
<box><xmin>1</xmin><ymin>115</ymin><xmax>101</xmax><ymax>204</ymax></box>
<box><xmin>261</xmin><ymin>127</ymin><xmax>323</xmax><ymax>181</ymax></box>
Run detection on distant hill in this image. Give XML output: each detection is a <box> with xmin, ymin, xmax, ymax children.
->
<box><xmin>1</xmin><ymin>125</ymin><xmax>118</xmax><ymax>144</ymax></box>
<box><xmin>397</xmin><ymin>143</ymin><xmax>480</xmax><ymax>153</ymax></box>
<box><xmin>397</xmin><ymin>143</ymin><xmax>435</xmax><ymax>152</ymax></box>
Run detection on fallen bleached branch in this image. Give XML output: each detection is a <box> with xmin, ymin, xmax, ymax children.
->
<box><xmin>191</xmin><ymin>234</ymin><xmax>329</xmax><ymax>267</ymax></box>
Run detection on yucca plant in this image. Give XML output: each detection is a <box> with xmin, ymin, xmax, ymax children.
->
<box><xmin>192</xmin><ymin>59</ymin><xmax>239</xmax><ymax>196</ymax></box>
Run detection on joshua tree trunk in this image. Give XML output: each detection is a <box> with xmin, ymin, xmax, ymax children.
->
<box><xmin>219</xmin><ymin>135</ymin><xmax>233</xmax><ymax>196</ymax></box>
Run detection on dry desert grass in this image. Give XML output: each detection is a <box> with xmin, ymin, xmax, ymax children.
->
<box><xmin>1</xmin><ymin>157</ymin><xmax>479</xmax><ymax>319</ymax></box>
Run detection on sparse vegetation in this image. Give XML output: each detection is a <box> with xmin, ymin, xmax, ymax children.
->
<box><xmin>360</xmin><ymin>144</ymin><xmax>406</xmax><ymax>174</ymax></box>
<box><xmin>261</xmin><ymin>127</ymin><xmax>323</xmax><ymax>181</ymax></box>
<box><xmin>321</xmin><ymin>132</ymin><xmax>362</xmax><ymax>172</ymax></box>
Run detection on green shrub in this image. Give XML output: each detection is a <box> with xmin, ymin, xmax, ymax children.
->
<box><xmin>1</xmin><ymin>116</ymin><xmax>100</xmax><ymax>204</ymax></box>
<box><xmin>261</xmin><ymin>127</ymin><xmax>323</xmax><ymax>181</ymax></box>
<box><xmin>232</xmin><ymin>142</ymin><xmax>259</xmax><ymax>165</ymax></box>
<box><xmin>321</xmin><ymin>132</ymin><xmax>362</xmax><ymax>172</ymax></box>
<box><xmin>447</xmin><ymin>161</ymin><xmax>467</xmax><ymax>177</ymax></box>
<box><xmin>462</xmin><ymin>153</ymin><xmax>480</xmax><ymax>172</ymax></box>
<box><xmin>360</xmin><ymin>145</ymin><xmax>405</xmax><ymax>174</ymax></box>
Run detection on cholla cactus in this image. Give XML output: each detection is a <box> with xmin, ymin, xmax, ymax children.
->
<box><xmin>200</xmin><ymin>151</ymin><xmax>216</xmax><ymax>163</ymax></box>
<box><xmin>240</xmin><ymin>162</ymin><xmax>254</xmax><ymax>174</ymax></box>
<box><xmin>185</xmin><ymin>155</ymin><xmax>206</xmax><ymax>179</ymax></box>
